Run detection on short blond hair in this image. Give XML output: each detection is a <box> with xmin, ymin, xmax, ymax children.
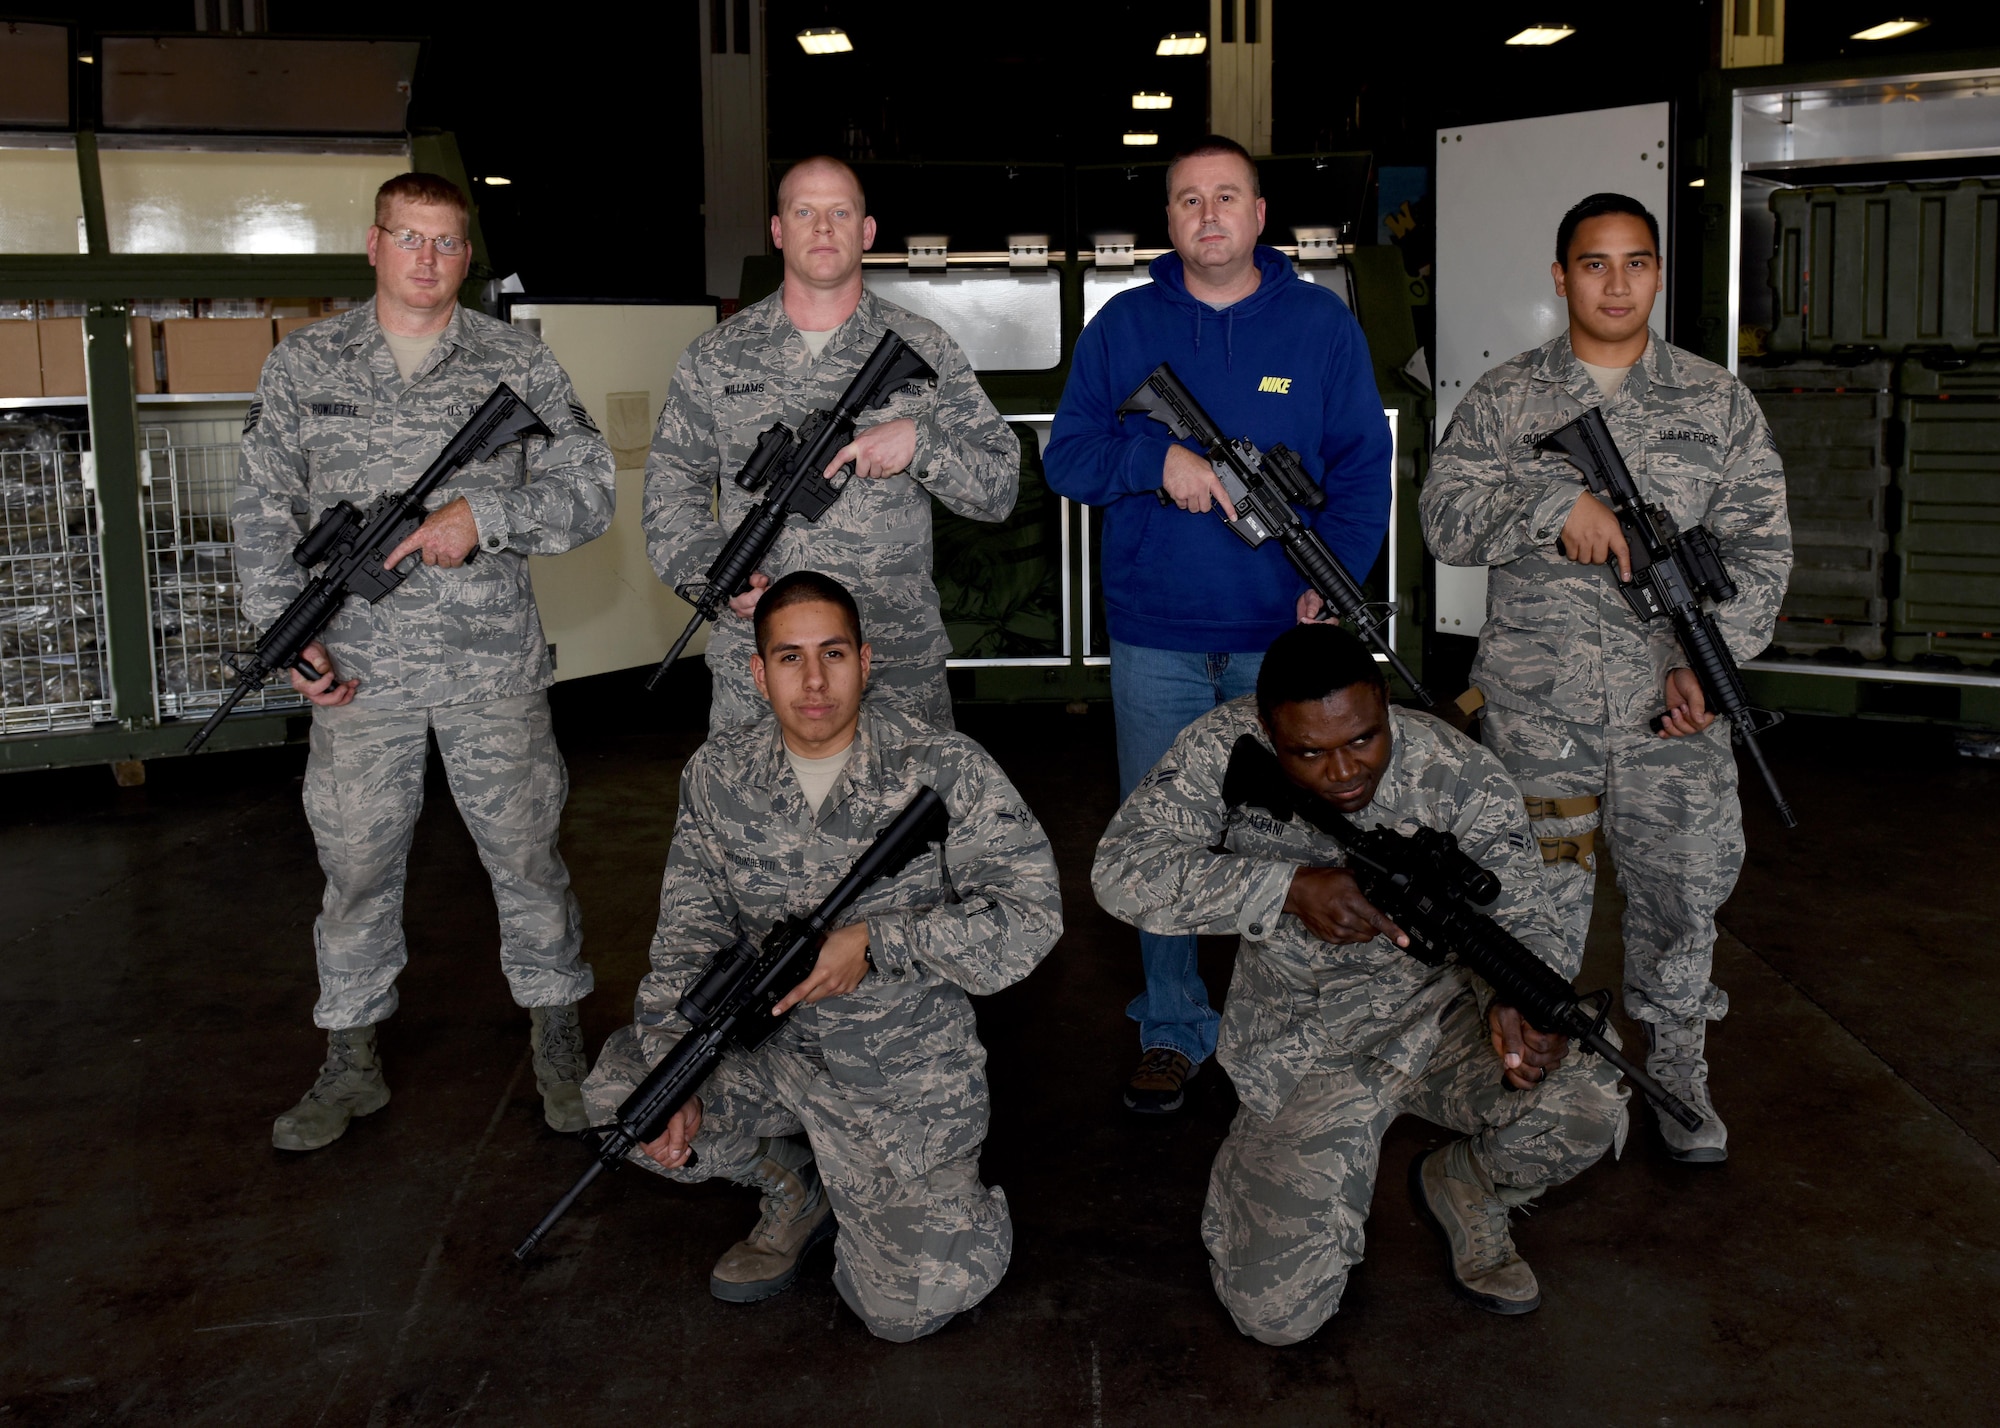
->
<box><xmin>774</xmin><ymin>156</ymin><xmax>867</xmax><ymax>217</ymax></box>
<box><xmin>374</xmin><ymin>172</ymin><xmax>470</xmax><ymax>230</ymax></box>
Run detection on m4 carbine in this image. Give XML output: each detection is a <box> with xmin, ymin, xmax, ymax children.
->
<box><xmin>1537</xmin><ymin>407</ymin><xmax>1796</xmax><ymax>828</ymax></box>
<box><xmin>643</xmin><ymin>330</ymin><xmax>937</xmax><ymax>692</ymax></box>
<box><xmin>1118</xmin><ymin>361</ymin><xmax>1433</xmax><ymax>707</ymax></box>
<box><xmin>1220</xmin><ymin>734</ymin><xmax>1703</xmax><ymax>1132</ymax></box>
<box><xmin>513</xmin><ymin>785</ymin><xmax>951</xmax><ymax>1262</ymax></box>
<box><xmin>186</xmin><ymin>383</ymin><xmax>549</xmax><ymax>753</ymax></box>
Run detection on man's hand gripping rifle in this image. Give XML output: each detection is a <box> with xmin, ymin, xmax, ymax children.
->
<box><xmin>186</xmin><ymin>384</ymin><xmax>549</xmax><ymax>753</ymax></box>
<box><xmin>1118</xmin><ymin>361</ymin><xmax>1433</xmax><ymax>707</ymax></box>
<box><xmin>513</xmin><ymin>785</ymin><xmax>951</xmax><ymax>1262</ymax></box>
<box><xmin>1220</xmin><ymin>734</ymin><xmax>1702</xmax><ymax>1131</ymax></box>
<box><xmin>1537</xmin><ymin>407</ymin><xmax>1796</xmax><ymax>828</ymax></box>
<box><xmin>643</xmin><ymin>331</ymin><xmax>937</xmax><ymax>692</ymax></box>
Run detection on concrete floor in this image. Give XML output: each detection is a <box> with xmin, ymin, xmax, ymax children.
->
<box><xmin>2</xmin><ymin>671</ymin><xmax>1996</xmax><ymax>1426</ymax></box>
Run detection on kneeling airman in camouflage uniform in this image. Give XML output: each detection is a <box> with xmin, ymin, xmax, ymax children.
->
<box><xmin>1420</xmin><ymin>193</ymin><xmax>1791</xmax><ymax>1161</ymax></box>
<box><xmin>235</xmin><ymin>173</ymin><xmax>615</xmax><ymax>1151</ymax></box>
<box><xmin>583</xmin><ymin>572</ymin><xmax>1061</xmax><ymax>1341</ymax></box>
<box><xmin>1092</xmin><ymin>624</ymin><xmax>1627</xmax><ymax>1345</ymax></box>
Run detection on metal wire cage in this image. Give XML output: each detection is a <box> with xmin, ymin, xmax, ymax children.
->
<box><xmin>140</xmin><ymin>430</ymin><xmax>305</xmax><ymax>721</ymax></box>
<box><xmin>0</xmin><ymin>429</ymin><xmax>111</xmax><ymax>735</ymax></box>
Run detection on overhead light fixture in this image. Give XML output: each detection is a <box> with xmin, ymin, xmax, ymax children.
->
<box><xmin>1124</xmin><ymin>131</ymin><xmax>1160</xmax><ymax>147</ymax></box>
<box><xmin>1850</xmin><ymin>18</ymin><xmax>1930</xmax><ymax>41</ymax></box>
<box><xmin>78</xmin><ymin>52</ymin><xmax>94</xmax><ymax>64</ymax></box>
<box><xmin>1506</xmin><ymin>24</ymin><xmax>1575</xmax><ymax>45</ymax></box>
<box><xmin>797</xmin><ymin>26</ymin><xmax>854</xmax><ymax>54</ymax></box>
<box><xmin>1132</xmin><ymin>92</ymin><xmax>1172</xmax><ymax>110</ymax></box>
<box><xmin>1156</xmin><ymin>32</ymin><xmax>1207</xmax><ymax>56</ymax></box>
<box><xmin>1688</xmin><ymin>178</ymin><xmax>1706</xmax><ymax>188</ymax></box>
<box><xmin>481</xmin><ymin>176</ymin><xmax>512</xmax><ymax>186</ymax></box>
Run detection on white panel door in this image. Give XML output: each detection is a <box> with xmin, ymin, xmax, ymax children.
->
<box><xmin>1433</xmin><ymin>103</ymin><xmax>1671</xmax><ymax>636</ymax></box>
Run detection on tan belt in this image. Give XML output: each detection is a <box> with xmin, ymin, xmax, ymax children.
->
<box><xmin>1524</xmin><ymin>794</ymin><xmax>1600</xmax><ymax>821</ymax></box>
<box><xmin>1535</xmin><ymin>829</ymin><xmax>1597</xmax><ymax>871</ymax></box>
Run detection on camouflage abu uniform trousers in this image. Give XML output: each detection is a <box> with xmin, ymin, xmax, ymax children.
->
<box><xmin>1421</xmin><ymin>333</ymin><xmax>1791</xmax><ymax>1024</ymax></box>
<box><xmin>643</xmin><ymin>287</ymin><xmax>1020</xmax><ymax>732</ymax></box>
<box><xmin>1093</xmin><ymin>698</ymin><xmax>1626</xmax><ymax>1345</ymax></box>
<box><xmin>235</xmin><ymin>303</ymin><xmax>615</xmax><ymax>1026</ymax></box>
<box><xmin>583</xmin><ymin>703</ymin><xmax>1063</xmax><ymax>1340</ymax></box>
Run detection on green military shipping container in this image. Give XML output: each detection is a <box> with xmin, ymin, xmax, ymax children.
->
<box><xmin>1768</xmin><ymin>179</ymin><xmax>2000</xmax><ymax>357</ymax></box>
<box><xmin>1892</xmin><ymin>355</ymin><xmax>2000</xmax><ymax>667</ymax></box>
<box><xmin>1741</xmin><ymin>358</ymin><xmax>1894</xmax><ymax>658</ymax></box>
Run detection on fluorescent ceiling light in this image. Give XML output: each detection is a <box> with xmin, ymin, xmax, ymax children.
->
<box><xmin>1124</xmin><ymin>131</ymin><xmax>1160</xmax><ymax>147</ymax></box>
<box><xmin>1157</xmin><ymin>32</ymin><xmax>1207</xmax><ymax>56</ymax></box>
<box><xmin>481</xmin><ymin>176</ymin><xmax>512</xmax><ymax>186</ymax></box>
<box><xmin>1506</xmin><ymin>25</ymin><xmax>1575</xmax><ymax>45</ymax></box>
<box><xmin>1132</xmin><ymin>92</ymin><xmax>1172</xmax><ymax>110</ymax></box>
<box><xmin>1688</xmin><ymin>178</ymin><xmax>1705</xmax><ymax>188</ymax></box>
<box><xmin>1850</xmin><ymin>18</ymin><xmax>1930</xmax><ymax>41</ymax></box>
<box><xmin>797</xmin><ymin>27</ymin><xmax>854</xmax><ymax>54</ymax></box>
<box><xmin>78</xmin><ymin>52</ymin><xmax>94</xmax><ymax>64</ymax></box>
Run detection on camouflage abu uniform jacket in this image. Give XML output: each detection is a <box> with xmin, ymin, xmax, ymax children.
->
<box><xmin>1420</xmin><ymin>332</ymin><xmax>1792</xmax><ymax>730</ymax></box>
<box><xmin>1092</xmin><ymin>697</ymin><xmax>1562</xmax><ymax>1122</ymax></box>
<box><xmin>643</xmin><ymin>288</ymin><xmax>1020</xmax><ymax>700</ymax></box>
<box><xmin>234</xmin><ymin>303</ymin><xmax>615</xmax><ymax>710</ymax></box>
<box><xmin>636</xmin><ymin>703</ymin><xmax>1062</xmax><ymax>1181</ymax></box>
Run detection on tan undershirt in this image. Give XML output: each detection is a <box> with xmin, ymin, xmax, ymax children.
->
<box><xmin>1579</xmin><ymin>360</ymin><xmax>1633</xmax><ymax>403</ymax></box>
<box><xmin>383</xmin><ymin>328</ymin><xmax>442</xmax><ymax>382</ymax></box>
<box><xmin>799</xmin><ymin>328</ymin><xmax>836</xmax><ymax>361</ymax></box>
<box><xmin>786</xmin><ymin>742</ymin><xmax>853</xmax><ymax>815</ymax></box>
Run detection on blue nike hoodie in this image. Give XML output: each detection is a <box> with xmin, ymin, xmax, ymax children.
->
<box><xmin>1044</xmin><ymin>245</ymin><xmax>1392</xmax><ymax>653</ymax></box>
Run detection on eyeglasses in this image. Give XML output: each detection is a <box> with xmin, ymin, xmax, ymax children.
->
<box><xmin>377</xmin><ymin>226</ymin><xmax>470</xmax><ymax>258</ymax></box>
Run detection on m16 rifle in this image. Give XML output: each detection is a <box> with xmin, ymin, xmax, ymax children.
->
<box><xmin>1118</xmin><ymin>361</ymin><xmax>1433</xmax><ymax>707</ymax></box>
<box><xmin>513</xmin><ymin>785</ymin><xmax>951</xmax><ymax>1262</ymax></box>
<box><xmin>1220</xmin><ymin>734</ymin><xmax>1703</xmax><ymax>1132</ymax></box>
<box><xmin>642</xmin><ymin>331</ymin><xmax>937</xmax><ymax>692</ymax></box>
<box><xmin>186</xmin><ymin>384</ymin><xmax>548</xmax><ymax>753</ymax></box>
<box><xmin>1537</xmin><ymin>406</ymin><xmax>1796</xmax><ymax>828</ymax></box>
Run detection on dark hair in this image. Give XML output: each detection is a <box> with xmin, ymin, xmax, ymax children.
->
<box><xmin>1165</xmin><ymin>134</ymin><xmax>1261</xmax><ymax>199</ymax></box>
<box><xmin>774</xmin><ymin>155</ymin><xmax>868</xmax><ymax>218</ymax></box>
<box><xmin>753</xmin><ymin>570</ymin><xmax>864</xmax><ymax>653</ymax></box>
<box><xmin>1255</xmin><ymin>623</ymin><xmax>1386</xmax><ymax>722</ymax></box>
<box><xmin>374</xmin><ymin>172</ymin><xmax>469</xmax><ymax>229</ymax></box>
<box><xmin>1555</xmin><ymin>192</ymin><xmax>1660</xmax><ymax>267</ymax></box>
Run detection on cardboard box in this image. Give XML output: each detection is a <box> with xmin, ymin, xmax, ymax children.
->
<box><xmin>274</xmin><ymin>314</ymin><xmax>336</xmax><ymax>344</ymax></box>
<box><xmin>0</xmin><ymin>321</ymin><xmax>41</xmax><ymax>398</ymax></box>
<box><xmin>130</xmin><ymin>315</ymin><xmax>158</xmax><ymax>395</ymax></box>
<box><xmin>37</xmin><ymin>317</ymin><xmax>85</xmax><ymax>397</ymax></box>
<box><xmin>161</xmin><ymin>317</ymin><xmax>274</xmax><ymax>394</ymax></box>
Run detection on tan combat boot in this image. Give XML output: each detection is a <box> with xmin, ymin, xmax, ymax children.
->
<box><xmin>271</xmin><ymin>1025</ymin><xmax>390</xmax><ymax>1152</ymax></box>
<box><xmin>1646</xmin><ymin>1020</ymin><xmax>1728</xmax><ymax>1163</ymax></box>
<box><xmin>1411</xmin><ymin>1140</ymin><xmax>1542</xmax><ymax>1315</ymax></box>
<box><xmin>710</xmin><ymin>1136</ymin><xmax>836</xmax><ymax>1304</ymax></box>
<box><xmin>529</xmin><ymin>1004</ymin><xmax>589</xmax><ymax>1133</ymax></box>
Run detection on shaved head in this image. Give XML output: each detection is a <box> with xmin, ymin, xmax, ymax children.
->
<box><xmin>776</xmin><ymin>156</ymin><xmax>867</xmax><ymax>217</ymax></box>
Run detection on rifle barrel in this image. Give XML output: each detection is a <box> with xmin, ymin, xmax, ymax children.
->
<box><xmin>643</xmin><ymin>611</ymin><xmax>709</xmax><ymax>693</ymax></box>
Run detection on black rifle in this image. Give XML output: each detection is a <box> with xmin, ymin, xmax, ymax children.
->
<box><xmin>1118</xmin><ymin>361</ymin><xmax>1433</xmax><ymax>707</ymax></box>
<box><xmin>513</xmin><ymin>786</ymin><xmax>951</xmax><ymax>1262</ymax></box>
<box><xmin>643</xmin><ymin>331</ymin><xmax>937</xmax><ymax>692</ymax></box>
<box><xmin>1537</xmin><ymin>407</ymin><xmax>1796</xmax><ymax>828</ymax></box>
<box><xmin>187</xmin><ymin>384</ymin><xmax>548</xmax><ymax>753</ymax></box>
<box><xmin>1220</xmin><ymin>734</ymin><xmax>1703</xmax><ymax>1131</ymax></box>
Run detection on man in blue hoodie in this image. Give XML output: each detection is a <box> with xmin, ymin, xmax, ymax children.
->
<box><xmin>1045</xmin><ymin>135</ymin><xmax>1392</xmax><ymax>1113</ymax></box>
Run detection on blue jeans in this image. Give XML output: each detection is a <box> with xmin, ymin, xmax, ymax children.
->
<box><xmin>1109</xmin><ymin>638</ymin><xmax>1267</xmax><ymax>1065</ymax></box>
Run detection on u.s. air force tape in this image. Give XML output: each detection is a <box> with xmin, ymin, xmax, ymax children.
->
<box><xmin>242</xmin><ymin>401</ymin><xmax>263</xmax><ymax>435</ymax></box>
<box><xmin>567</xmin><ymin>401</ymin><xmax>599</xmax><ymax>434</ymax></box>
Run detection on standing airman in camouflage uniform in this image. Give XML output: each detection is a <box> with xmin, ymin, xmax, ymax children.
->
<box><xmin>1093</xmin><ymin>624</ymin><xmax>1626</xmax><ymax>1345</ymax></box>
<box><xmin>235</xmin><ymin>173</ymin><xmax>615</xmax><ymax>1152</ymax></box>
<box><xmin>1420</xmin><ymin>193</ymin><xmax>1791</xmax><ymax>1162</ymax></box>
<box><xmin>583</xmin><ymin>572</ymin><xmax>1061</xmax><ymax>1341</ymax></box>
<box><xmin>644</xmin><ymin>155</ymin><xmax>1020</xmax><ymax>732</ymax></box>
